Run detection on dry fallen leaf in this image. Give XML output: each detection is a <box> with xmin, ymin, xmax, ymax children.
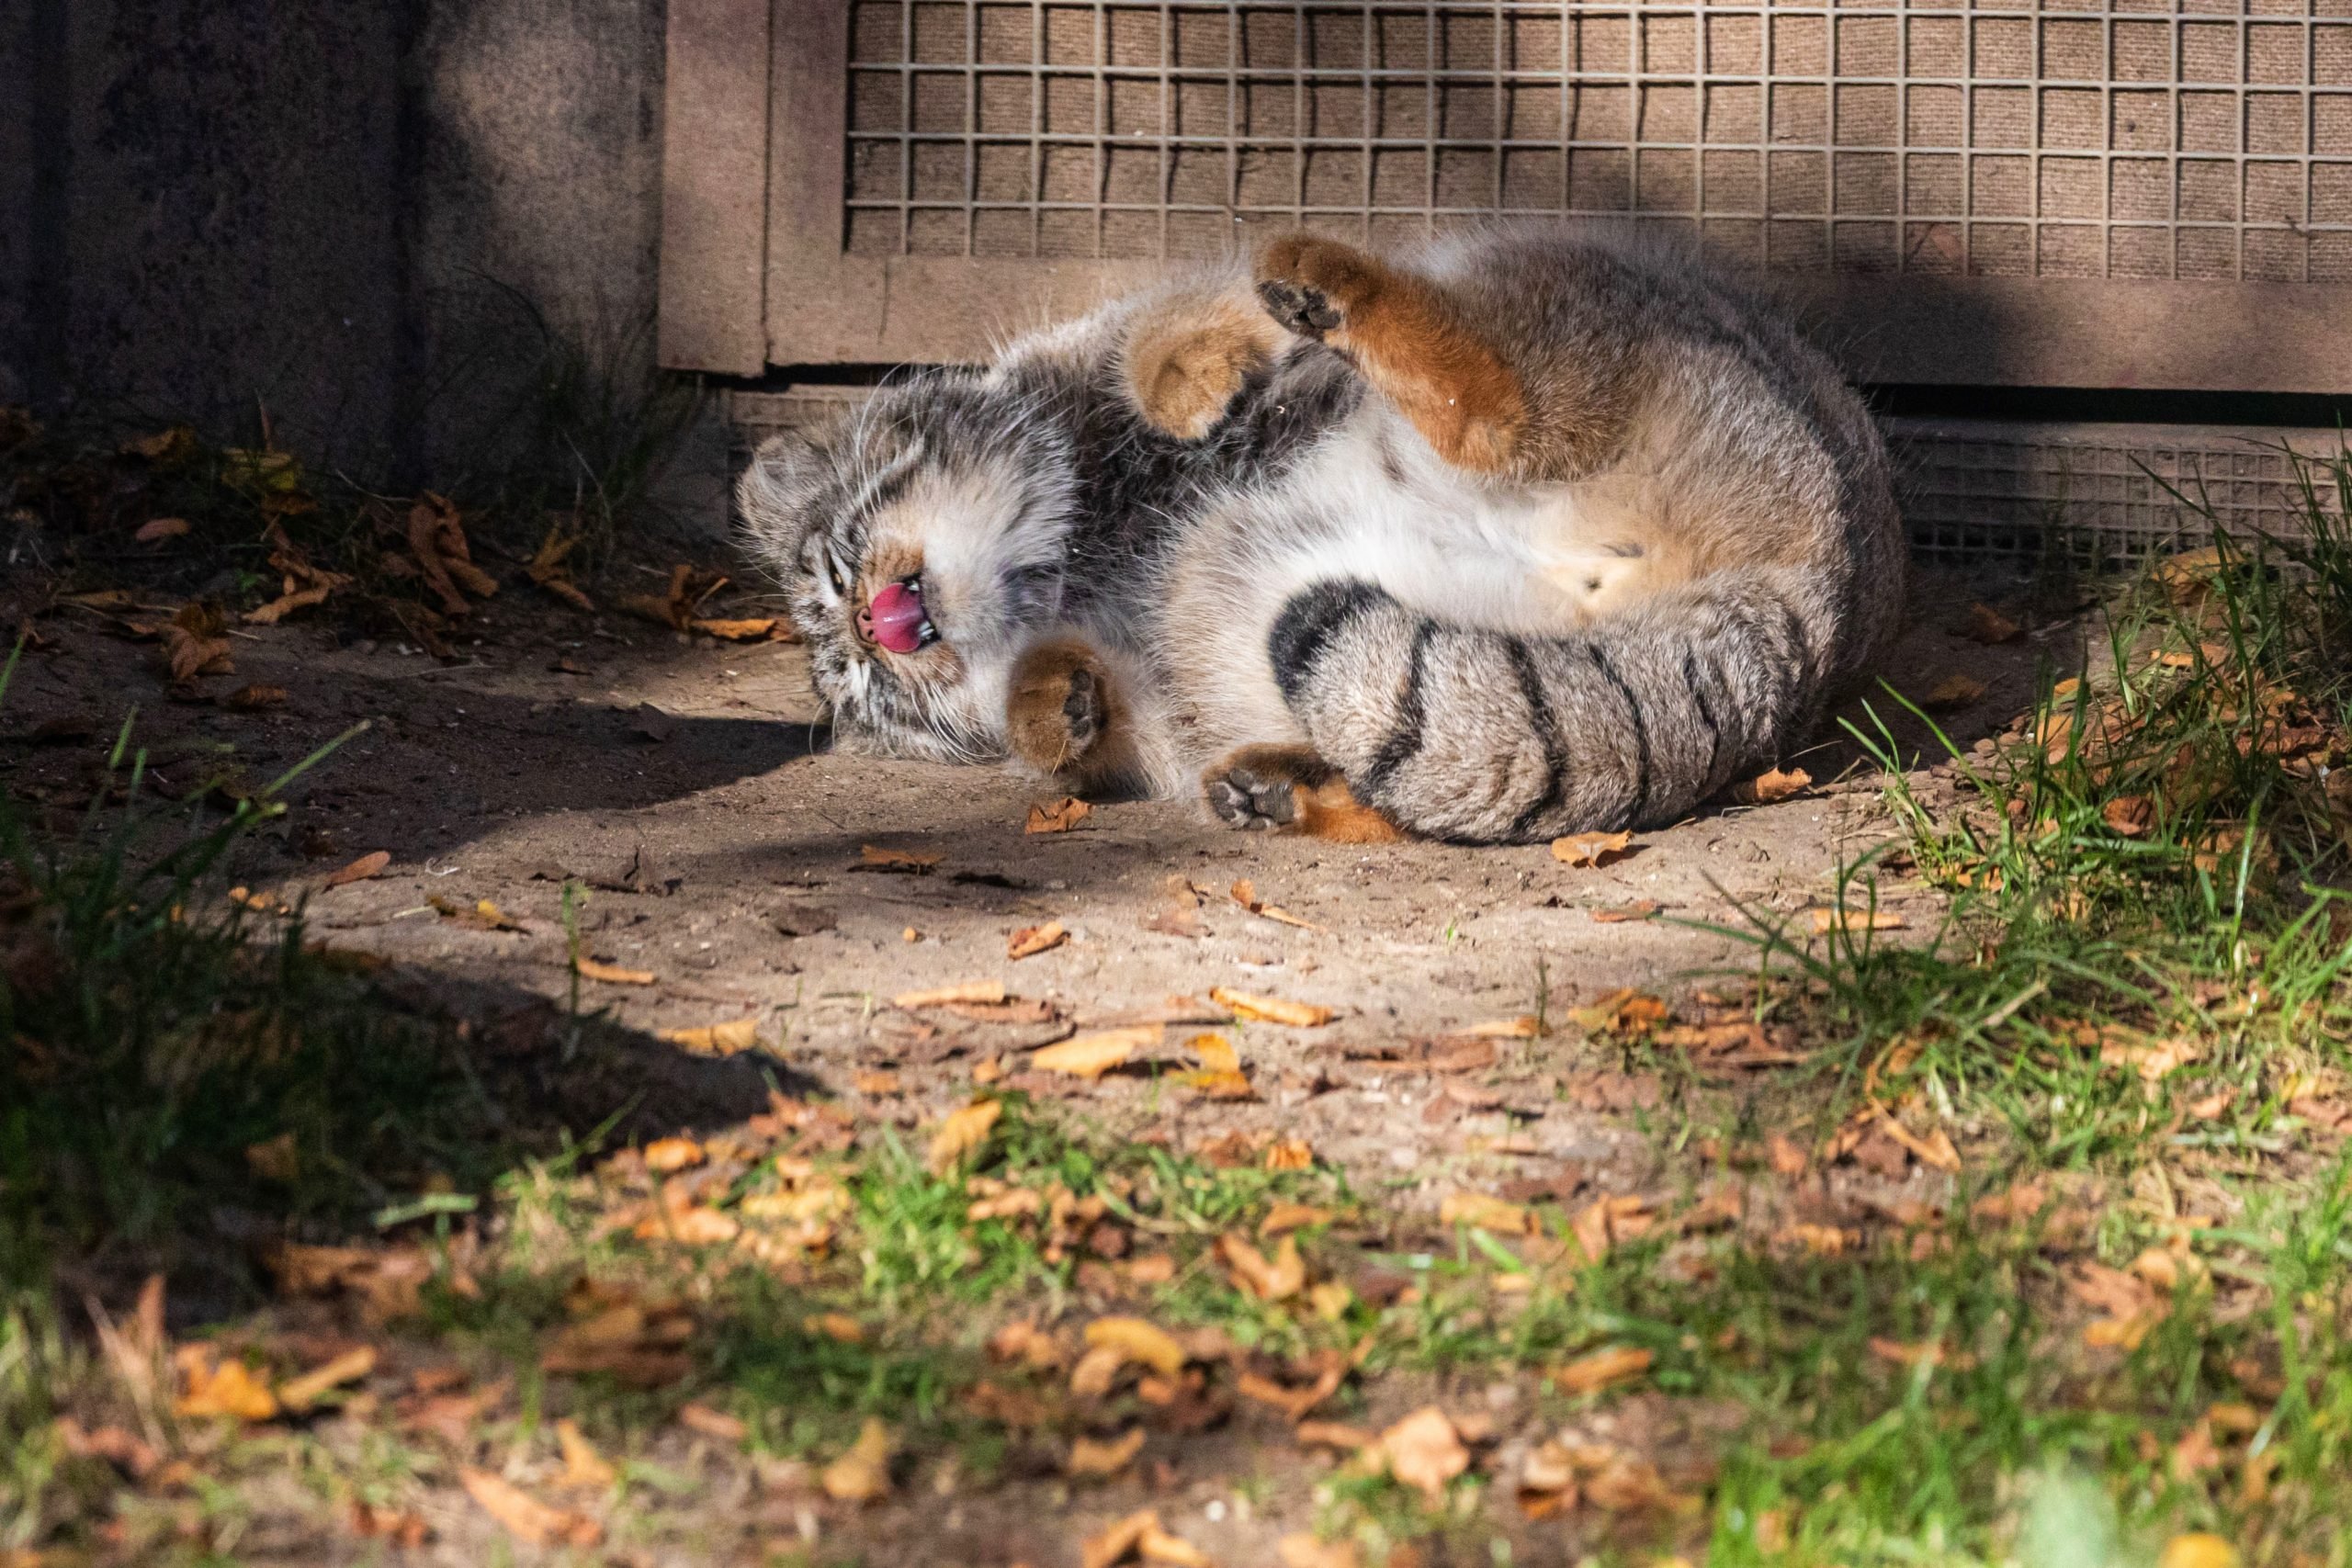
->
<box><xmin>555</xmin><ymin>1417</ymin><xmax>617</xmax><ymax>1489</ymax></box>
<box><xmin>244</xmin><ymin>525</ymin><xmax>355</xmax><ymax>625</ymax></box>
<box><xmin>860</xmin><ymin>843</ymin><xmax>944</xmax><ymax>873</ymax></box>
<box><xmin>1439</xmin><ymin>1191</ymin><xmax>1534</xmax><ymax>1235</ymax></box>
<box><xmin>1217</xmin><ymin>1234</ymin><xmax>1306</xmax><ymax>1300</ymax></box>
<box><xmin>1550</xmin><ymin>829</ymin><xmax>1634</xmax><ymax>867</ymax></box>
<box><xmin>1551</xmin><ymin>1345</ymin><xmax>1653</xmax><ymax>1397</ymax></box>
<box><xmin>927</xmin><ymin>1100</ymin><xmax>1003</xmax><ymax>1174</ymax></box>
<box><xmin>641</xmin><ymin>1136</ymin><xmax>704</xmax><ymax>1174</ymax></box>
<box><xmin>1261</xmin><ymin>1201</ymin><xmax>1334</xmax><ymax>1235</ymax></box>
<box><xmin>174</xmin><ymin>1347</ymin><xmax>278</xmax><ymax>1423</ymax></box>
<box><xmin>1379</xmin><ymin>1406</ymin><xmax>1470</xmax><ymax>1501</ymax></box>
<box><xmin>1067</xmin><ymin>1427</ymin><xmax>1147</xmax><ymax>1478</ymax></box>
<box><xmin>2102</xmin><ymin>795</ymin><xmax>2156</xmax><ymax>837</ymax></box>
<box><xmin>820</xmin><ymin>1417</ymin><xmax>895</xmax><ymax>1503</ymax></box>
<box><xmin>1591</xmin><ymin>900</ymin><xmax>1661</xmax><ymax>922</ymax></box>
<box><xmin>526</xmin><ymin>520</ymin><xmax>595</xmax><ymax>612</ymax></box>
<box><xmin>677</xmin><ymin>1402</ymin><xmax>748</xmax><ymax>1443</ymax></box>
<box><xmin>323</xmin><ymin>850</ymin><xmax>390</xmax><ymax>888</ymax></box>
<box><xmin>2158</xmin><ymin>1535</ymin><xmax>2241</xmax><ymax>1568</ymax></box>
<box><xmin>1732</xmin><ymin>766</ymin><xmax>1814</xmax><ymax>805</ymax></box>
<box><xmin>221</xmin><ymin>682</ymin><xmax>287</xmax><ymax>710</ymax></box>
<box><xmin>1921</xmin><ymin>673</ymin><xmax>1987</xmax><ymax>711</ymax></box>
<box><xmin>1262</xmin><ymin>1137</ymin><xmax>1314</xmax><ymax>1171</ymax></box>
<box><xmin>277</xmin><ymin>1346</ymin><xmax>377</xmax><ymax>1412</ymax></box>
<box><xmin>1027</xmin><ymin>796</ymin><xmax>1093</xmax><ymax>834</ymax></box>
<box><xmin>408</xmin><ymin>494</ymin><xmax>501</xmax><ymax>615</ymax></box>
<box><xmin>894</xmin><ymin>978</ymin><xmax>1006</xmax><ymax>1009</ymax></box>
<box><xmin>162</xmin><ymin>603</ymin><xmax>234</xmax><ymax>683</ymax></box>
<box><xmin>575</xmin><ymin>956</ymin><xmax>656</xmax><ymax>986</ymax></box>
<box><xmin>1033</xmin><ymin>1025</ymin><xmax>1162</xmax><ymax>1079</ymax></box>
<box><xmin>347</xmin><ymin>1499</ymin><xmax>431</xmax><ymax>1548</ymax></box>
<box><xmin>135</xmin><ymin>515</ymin><xmax>191</xmax><ymax>543</ymax></box>
<box><xmin>1964</xmin><ymin>602</ymin><xmax>2023</xmax><ymax>643</ymax></box>
<box><xmin>1176</xmin><ymin>1032</ymin><xmax>1252</xmax><ymax>1099</ymax></box>
<box><xmin>1277</xmin><ymin>1535</ymin><xmax>1362</xmax><ymax>1568</ymax></box>
<box><xmin>1811</xmin><ymin>907</ymin><xmax>1907</xmax><ymax>934</ymax></box>
<box><xmin>1209</xmin><ymin>987</ymin><xmax>1332</xmax><ymax>1027</ymax></box>
<box><xmin>460</xmin><ymin>1466</ymin><xmax>601</xmax><ymax>1548</ymax></box>
<box><xmin>1008</xmin><ymin>920</ymin><xmax>1069</xmax><ymax>960</ymax></box>
<box><xmin>1230</xmin><ymin>878</ymin><xmax>1325</xmax><ymax>930</ymax></box>
<box><xmin>692</xmin><ymin>616</ymin><xmax>791</xmax><ymax>641</ymax></box>
<box><xmin>619</xmin><ymin>562</ymin><xmax>727</xmax><ymax>630</ymax></box>
<box><xmin>658</xmin><ymin>1016</ymin><xmax>760</xmax><ymax>1055</ymax></box>
<box><xmin>1082</xmin><ymin>1317</ymin><xmax>1187</xmax><ymax>1378</ymax></box>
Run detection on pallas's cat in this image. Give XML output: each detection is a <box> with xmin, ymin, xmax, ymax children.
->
<box><xmin>739</xmin><ymin>227</ymin><xmax>1904</xmax><ymax>843</ymax></box>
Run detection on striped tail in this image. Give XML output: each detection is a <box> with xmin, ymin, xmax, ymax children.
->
<box><xmin>1267</xmin><ymin>574</ymin><xmax>1848</xmax><ymax>843</ymax></box>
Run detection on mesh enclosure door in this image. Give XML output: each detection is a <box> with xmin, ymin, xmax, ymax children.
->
<box><xmin>661</xmin><ymin>0</ymin><xmax>2352</xmax><ymax>390</ymax></box>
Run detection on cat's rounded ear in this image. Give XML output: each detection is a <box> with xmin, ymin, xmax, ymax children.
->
<box><xmin>736</xmin><ymin>428</ymin><xmax>829</xmax><ymax>561</ymax></box>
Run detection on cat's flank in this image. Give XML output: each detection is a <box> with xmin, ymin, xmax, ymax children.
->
<box><xmin>739</xmin><ymin>227</ymin><xmax>1905</xmax><ymax>844</ymax></box>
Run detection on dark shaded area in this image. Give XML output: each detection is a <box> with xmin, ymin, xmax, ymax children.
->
<box><xmin>1871</xmin><ymin>382</ymin><xmax>2352</xmax><ymax>431</ymax></box>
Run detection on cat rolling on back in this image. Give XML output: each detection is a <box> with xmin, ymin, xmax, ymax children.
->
<box><xmin>738</xmin><ymin>226</ymin><xmax>1905</xmax><ymax>843</ymax></box>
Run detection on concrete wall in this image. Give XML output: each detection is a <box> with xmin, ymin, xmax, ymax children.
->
<box><xmin>1</xmin><ymin>0</ymin><xmax>672</xmax><ymax>486</ymax></box>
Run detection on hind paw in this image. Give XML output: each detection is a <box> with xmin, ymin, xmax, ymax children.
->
<box><xmin>1204</xmin><ymin>762</ymin><xmax>1300</xmax><ymax>832</ymax></box>
<box><xmin>1255</xmin><ymin>278</ymin><xmax>1343</xmax><ymax>342</ymax></box>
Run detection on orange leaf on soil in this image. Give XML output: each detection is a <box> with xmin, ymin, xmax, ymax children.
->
<box><xmin>2103</xmin><ymin>795</ymin><xmax>2156</xmax><ymax>837</ymax></box>
<box><xmin>926</xmin><ymin>1100</ymin><xmax>1002</xmax><ymax>1174</ymax></box>
<box><xmin>1261</xmin><ymin>1202</ymin><xmax>1334</xmax><ymax>1235</ymax></box>
<box><xmin>1591</xmin><ymin>900</ymin><xmax>1661</xmax><ymax>923</ymax></box>
<box><xmin>1439</xmin><ymin>1191</ymin><xmax>1534</xmax><ymax>1235</ymax></box>
<box><xmin>1812</xmin><ymin>908</ymin><xmax>1906</xmax><ymax>934</ymax></box>
<box><xmin>1921</xmin><ymin>673</ymin><xmax>1986</xmax><ymax>711</ymax></box>
<box><xmin>1732</xmin><ymin>766</ymin><xmax>1814</xmax><ymax>805</ymax></box>
<box><xmin>174</xmin><ymin>1347</ymin><xmax>278</xmax><ymax>1423</ymax></box>
<box><xmin>459</xmin><ymin>1466</ymin><xmax>601</xmax><ymax>1548</ymax></box>
<box><xmin>657</xmin><ymin>1017</ymin><xmax>759</xmax><ymax>1056</ymax></box>
<box><xmin>1209</xmin><ymin>987</ymin><xmax>1332</xmax><ymax>1027</ymax></box>
<box><xmin>1067</xmin><ymin>1427</ymin><xmax>1146</xmax><ymax>1477</ymax></box>
<box><xmin>277</xmin><ymin>1346</ymin><xmax>376</xmax><ymax>1412</ymax></box>
<box><xmin>323</xmin><ymin>851</ymin><xmax>390</xmax><ymax>888</ymax></box>
<box><xmin>1008</xmin><ymin>920</ymin><xmax>1069</xmax><ymax>960</ymax></box>
<box><xmin>221</xmin><ymin>682</ymin><xmax>287</xmax><ymax>710</ymax></box>
<box><xmin>1217</xmin><ymin>1233</ymin><xmax>1306</xmax><ymax>1300</ymax></box>
<box><xmin>1551</xmin><ymin>1345</ymin><xmax>1653</xmax><ymax>1396</ymax></box>
<box><xmin>1262</xmin><ymin>1138</ymin><xmax>1314</xmax><ymax>1171</ymax></box>
<box><xmin>1027</xmin><ymin>796</ymin><xmax>1092</xmax><ymax>833</ymax></box>
<box><xmin>1278</xmin><ymin>1534</ymin><xmax>1363</xmax><ymax>1568</ymax></box>
<box><xmin>1081</xmin><ymin>1317</ymin><xmax>1187</xmax><ymax>1378</ymax></box>
<box><xmin>641</xmin><ymin>1137</ymin><xmax>704</xmax><ymax>1174</ymax></box>
<box><xmin>555</xmin><ymin>1417</ymin><xmax>617</xmax><ymax>1489</ymax></box>
<box><xmin>575</xmin><ymin>957</ymin><xmax>655</xmax><ymax>986</ymax></box>
<box><xmin>135</xmin><ymin>515</ymin><xmax>191</xmax><ymax>542</ymax></box>
<box><xmin>894</xmin><ymin>978</ymin><xmax>1006</xmax><ymax>1009</ymax></box>
<box><xmin>820</xmin><ymin>1417</ymin><xmax>895</xmax><ymax>1503</ymax></box>
<box><xmin>1550</xmin><ymin>829</ymin><xmax>1634</xmax><ymax>867</ymax></box>
<box><xmin>1033</xmin><ymin>1025</ymin><xmax>1162</xmax><ymax>1079</ymax></box>
<box><xmin>677</xmin><ymin>1402</ymin><xmax>748</xmax><ymax>1442</ymax></box>
<box><xmin>1964</xmin><ymin>602</ymin><xmax>2023</xmax><ymax>643</ymax></box>
<box><xmin>860</xmin><ymin>843</ymin><xmax>943</xmax><ymax>872</ymax></box>
<box><xmin>1379</xmin><ymin>1407</ymin><xmax>1470</xmax><ymax>1500</ymax></box>
<box><xmin>690</xmin><ymin>616</ymin><xmax>792</xmax><ymax>641</ymax></box>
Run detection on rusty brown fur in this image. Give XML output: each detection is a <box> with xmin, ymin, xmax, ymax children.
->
<box><xmin>1005</xmin><ymin>637</ymin><xmax>1140</xmax><ymax>790</ymax></box>
<box><xmin>1254</xmin><ymin>233</ymin><xmax>1529</xmax><ymax>473</ymax></box>
<box><xmin>1122</xmin><ymin>291</ymin><xmax>1290</xmax><ymax>441</ymax></box>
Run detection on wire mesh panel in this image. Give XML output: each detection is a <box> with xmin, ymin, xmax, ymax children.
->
<box><xmin>655</xmin><ymin>0</ymin><xmax>2352</xmax><ymax>383</ymax></box>
<box><xmin>838</xmin><ymin>2</ymin><xmax>2352</xmax><ymax>281</ymax></box>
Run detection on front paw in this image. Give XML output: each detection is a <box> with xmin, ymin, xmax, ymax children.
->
<box><xmin>1008</xmin><ymin>641</ymin><xmax>1112</xmax><ymax>773</ymax></box>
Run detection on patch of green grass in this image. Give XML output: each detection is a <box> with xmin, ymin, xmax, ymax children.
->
<box><xmin>0</xmin><ymin>671</ymin><xmax>534</xmax><ymax>1299</ymax></box>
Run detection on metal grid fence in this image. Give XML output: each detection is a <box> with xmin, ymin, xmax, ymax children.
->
<box><xmin>842</xmin><ymin>1</ymin><xmax>2352</xmax><ymax>279</ymax></box>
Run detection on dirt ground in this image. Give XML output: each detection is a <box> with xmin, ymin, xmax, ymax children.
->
<box><xmin>3</xmin><ymin>558</ymin><xmax>2069</xmax><ymax>1565</ymax></box>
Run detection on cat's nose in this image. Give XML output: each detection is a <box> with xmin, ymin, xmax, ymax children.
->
<box><xmin>854</xmin><ymin>602</ymin><xmax>876</xmax><ymax>642</ymax></box>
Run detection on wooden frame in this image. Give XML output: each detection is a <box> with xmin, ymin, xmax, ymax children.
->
<box><xmin>660</xmin><ymin>0</ymin><xmax>2352</xmax><ymax>394</ymax></box>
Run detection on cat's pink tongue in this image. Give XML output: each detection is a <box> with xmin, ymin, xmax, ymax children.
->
<box><xmin>863</xmin><ymin>581</ymin><xmax>927</xmax><ymax>653</ymax></box>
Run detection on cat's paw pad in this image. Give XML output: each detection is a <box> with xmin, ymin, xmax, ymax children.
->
<box><xmin>1256</xmin><ymin>278</ymin><xmax>1343</xmax><ymax>341</ymax></box>
<box><xmin>1204</xmin><ymin>762</ymin><xmax>1298</xmax><ymax>831</ymax></box>
<box><xmin>1008</xmin><ymin>642</ymin><xmax>1112</xmax><ymax>773</ymax></box>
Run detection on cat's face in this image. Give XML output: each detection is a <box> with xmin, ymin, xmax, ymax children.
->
<box><xmin>737</xmin><ymin>375</ymin><xmax>1073</xmax><ymax>761</ymax></box>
